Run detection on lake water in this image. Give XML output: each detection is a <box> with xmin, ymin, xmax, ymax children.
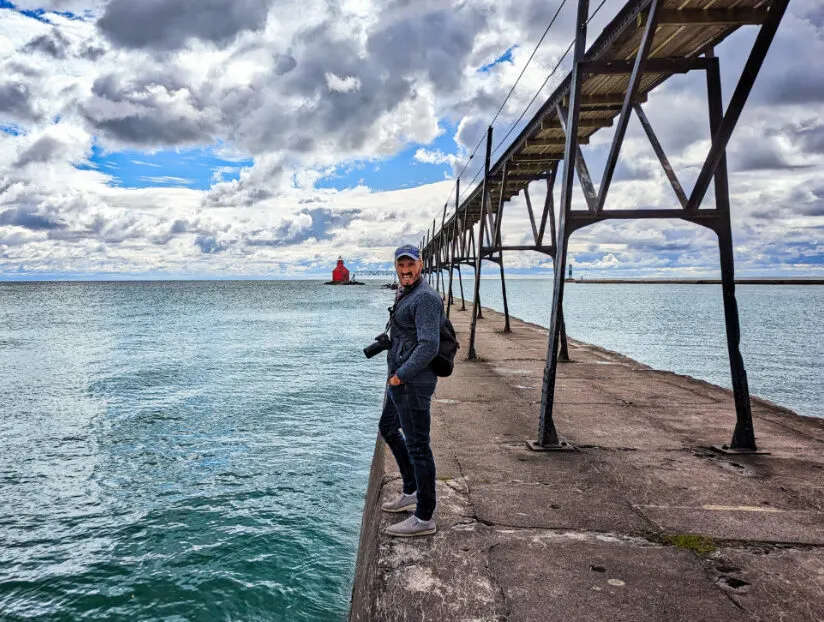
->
<box><xmin>0</xmin><ymin>281</ymin><xmax>391</xmax><ymax>622</ymax></box>
<box><xmin>1</xmin><ymin>280</ymin><xmax>821</xmax><ymax>621</ymax></box>
<box><xmin>474</xmin><ymin>279</ymin><xmax>823</xmax><ymax>420</ymax></box>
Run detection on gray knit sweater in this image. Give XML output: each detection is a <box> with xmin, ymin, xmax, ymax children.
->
<box><xmin>387</xmin><ymin>279</ymin><xmax>444</xmax><ymax>382</ymax></box>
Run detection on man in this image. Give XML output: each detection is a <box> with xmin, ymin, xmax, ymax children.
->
<box><xmin>378</xmin><ymin>244</ymin><xmax>444</xmax><ymax>537</ymax></box>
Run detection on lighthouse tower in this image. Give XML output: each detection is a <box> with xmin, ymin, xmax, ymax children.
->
<box><xmin>332</xmin><ymin>256</ymin><xmax>350</xmax><ymax>283</ymax></box>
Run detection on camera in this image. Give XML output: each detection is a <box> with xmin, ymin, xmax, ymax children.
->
<box><xmin>363</xmin><ymin>333</ymin><xmax>391</xmax><ymax>359</ymax></box>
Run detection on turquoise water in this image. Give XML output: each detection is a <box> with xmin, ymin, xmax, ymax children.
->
<box><xmin>1</xmin><ymin>280</ymin><xmax>821</xmax><ymax>621</ymax></box>
<box><xmin>475</xmin><ymin>280</ymin><xmax>824</xmax><ymax>420</ymax></box>
<box><xmin>0</xmin><ymin>281</ymin><xmax>392</xmax><ymax>621</ymax></box>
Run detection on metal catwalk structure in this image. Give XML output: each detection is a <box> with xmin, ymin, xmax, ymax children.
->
<box><xmin>421</xmin><ymin>0</ymin><xmax>789</xmax><ymax>453</ymax></box>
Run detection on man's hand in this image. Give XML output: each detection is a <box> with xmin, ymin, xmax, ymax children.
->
<box><xmin>388</xmin><ymin>375</ymin><xmax>403</xmax><ymax>386</ymax></box>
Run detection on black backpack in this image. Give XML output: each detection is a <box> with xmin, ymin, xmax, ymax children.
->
<box><xmin>430</xmin><ymin>317</ymin><xmax>459</xmax><ymax>377</ymax></box>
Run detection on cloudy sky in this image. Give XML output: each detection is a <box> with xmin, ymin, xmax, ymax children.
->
<box><xmin>1</xmin><ymin>0</ymin><xmax>822</xmax><ymax>279</ymax></box>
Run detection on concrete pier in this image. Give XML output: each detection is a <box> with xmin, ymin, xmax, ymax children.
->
<box><xmin>350</xmin><ymin>305</ymin><xmax>824</xmax><ymax>622</ymax></box>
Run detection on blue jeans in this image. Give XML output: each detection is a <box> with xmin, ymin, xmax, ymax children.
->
<box><xmin>379</xmin><ymin>378</ymin><xmax>437</xmax><ymax>521</ymax></box>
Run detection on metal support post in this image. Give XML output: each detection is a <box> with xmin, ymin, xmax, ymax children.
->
<box><xmin>494</xmin><ymin>162</ymin><xmax>511</xmax><ymax>333</ymax></box>
<box><xmin>468</xmin><ymin>126</ymin><xmax>493</xmax><ymax>360</ymax></box>
<box><xmin>469</xmin><ymin>222</ymin><xmax>482</xmax><ymax>319</ymax></box>
<box><xmin>432</xmin><ymin>218</ymin><xmax>440</xmax><ymax>292</ymax></box>
<box><xmin>530</xmin><ymin>0</ymin><xmax>589</xmax><ymax>451</ymax></box>
<box><xmin>558</xmin><ymin>306</ymin><xmax>570</xmax><ymax>362</ymax></box>
<box><xmin>706</xmin><ymin>54</ymin><xmax>758</xmax><ymax>453</ymax></box>
<box><xmin>457</xmin><ymin>264</ymin><xmax>466</xmax><ymax>311</ymax></box>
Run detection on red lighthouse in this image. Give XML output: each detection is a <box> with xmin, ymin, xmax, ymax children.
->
<box><xmin>332</xmin><ymin>256</ymin><xmax>350</xmax><ymax>283</ymax></box>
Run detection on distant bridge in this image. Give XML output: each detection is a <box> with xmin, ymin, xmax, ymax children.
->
<box><xmin>419</xmin><ymin>0</ymin><xmax>788</xmax><ymax>454</ymax></box>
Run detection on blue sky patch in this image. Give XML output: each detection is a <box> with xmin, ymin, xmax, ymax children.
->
<box><xmin>0</xmin><ymin>2</ymin><xmax>85</xmax><ymax>22</ymax></box>
<box><xmin>75</xmin><ymin>143</ymin><xmax>254</xmax><ymax>190</ymax></box>
<box><xmin>1</xmin><ymin>123</ymin><xmax>25</xmax><ymax>136</ymax></box>
<box><xmin>316</xmin><ymin>123</ymin><xmax>458</xmax><ymax>191</ymax></box>
<box><xmin>479</xmin><ymin>46</ymin><xmax>517</xmax><ymax>73</ymax></box>
<box><xmin>53</xmin><ymin>9</ymin><xmax>86</xmax><ymax>21</ymax></box>
<box><xmin>0</xmin><ymin>1</ymin><xmax>51</xmax><ymax>23</ymax></box>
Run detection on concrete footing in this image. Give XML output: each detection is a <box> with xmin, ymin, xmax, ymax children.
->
<box><xmin>350</xmin><ymin>305</ymin><xmax>824</xmax><ymax>621</ymax></box>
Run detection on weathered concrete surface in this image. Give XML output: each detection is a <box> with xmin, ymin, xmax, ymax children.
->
<box><xmin>350</xmin><ymin>305</ymin><xmax>824</xmax><ymax>622</ymax></box>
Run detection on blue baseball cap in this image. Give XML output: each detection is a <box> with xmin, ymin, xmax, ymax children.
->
<box><xmin>394</xmin><ymin>244</ymin><xmax>421</xmax><ymax>261</ymax></box>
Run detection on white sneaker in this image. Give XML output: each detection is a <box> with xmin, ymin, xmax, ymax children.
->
<box><xmin>381</xmin><ymin>491</ymin><xmax>417</xmax><ymax>513</ymax></box>
<box><xmin>385</xmin><ymin>515</ymin><xmax>437</xmax><ymax>537</ymax></box>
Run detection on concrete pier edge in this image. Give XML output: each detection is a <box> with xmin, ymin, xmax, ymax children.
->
<box><xmin>350</xmin><ymin>435</ymin><xmax>386</xmax><ymax>617</ymax></box>
<box><xmin>350</xmin><ymin>304</ymin><xmax>824</xmax><ymax>622</ymax></box>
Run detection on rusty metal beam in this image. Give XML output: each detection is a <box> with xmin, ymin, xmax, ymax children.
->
<box><xmin>596</xmin><ymin>0</ymin><xmax>663</xmax><ymax>212</ymax></box>
<box><xmin>567</xmin><ymin>93</ymin><xmax>649</xmax><ymax>107</ymax></box>
<box><xmin>511</xmin><ymin>154</ymin><xmax>564</xmax><ymax>163</ymax></box>
<box><xmin>556</xmin><ymin>104</ymin><xmax>598</xmax><ymax>213</ymax></box>
<box><xmin>633</xmin><ymin>103</ymin><xmax>688</xmax><ymax>207</ymax></box>
<box><xmin>656</xmin><ymin>8</ymin><xmax>768</xmax><ymax>26</ymax></box>
<box><xmin>539</xmin><ymin>118</ymin><xmax>614</xmax><ymax>131</ymax></box>
<box><xmin>580</xmin><ymin>57</ymin><xmax>709</xmax><ymax>75</ymax></box>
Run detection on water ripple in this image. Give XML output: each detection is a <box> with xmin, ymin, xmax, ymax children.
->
<box><xmin>1</xmin><ymin>281</ymin><xmax>391</xmax><ymax>621</ymax></box>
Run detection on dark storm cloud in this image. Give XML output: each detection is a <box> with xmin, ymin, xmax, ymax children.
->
<box><xmin>79</xmin><ymin>44</ymin><xmax>107</xmax><ymax>61</ymax></box>
<box><xmin>273</xmin><ymin>53</ymin><xmax>297</xmax><ymax>75</ymax></box>
<box><xmin>73</xmin><ymin>212</ymin><xmax>159</xmax><ymax>244</ymax></box>
<box><xmin>97</xmin><ymin>0</ymin><xmax>274</xmax><ymax>50</ymax></box>
<box><xmin>149</xmin><ymin>219</ymin><xmax>190</xmax><ymax>245</ymax></box>
<box><xmin>0</xmin><ymin>81</ymin><xmax>39</xmax><ymax>122</ymax></box>
<box><xmin>34</xmin><ymin>2</ymin><xmax>492</xmax><ymax>160</ymax></box>
<box><xmin>764</xmin><ymin>72</ymin><xmax>824</xmax><ymax>105</ymax></box>
<box><xmin>195</xmin><ymin>234</ymin><xmax>229</xmax><ymax>253</ymax></box>
<box><xmin>731</xmin><ymin>147</ymin><xmax>800</xmax><ymax>172</ymax></box>
<box><xmin>211</xmin><ymin>3</ymin><xmax>491</xmax><ymax>156</ymax></box>
<box><xmin>501</xmin><ymin>0</ymin><xmax>583</xmax><ymax>48</ymax></box>
<box><xmin>794</xmin><ymin>123</ymin><xmax>824</xmax><ymax>155</ymax></box>
<box><xmin>93</xmin><ymin>115</ymin><xmax>209</xmax><ymax>146</ymax></box>
<box><xmin>366</xmin><ymin>8</ymin><xmax>486</xmax><ymax>95</ymax></box>
<box><xmin>613</xmin><ymin>157</ymin><xmax>654</xmax><ymax>182</ymax></box>
<box><xmin>21</xmin><ymin>29</ymin><xmax>71</xmax><ymax>59</ymax></box>
<box><xmin>204</xmin><ymin>176</ymin><xmax>277</xmax><ymax>207</ymax></box>
<box><xmin>299</xmin><ymin>207</ymin><xmax>361</xmax><ymax>239</ymax></box>
<box><xmin>806</xmin><ymin>5</ymin><xmax>824</xmax><ymax>27</ymax></box>
<box><xmin>220</xmin><ymin>23</ymin><xmax>416</xmax><ymax>155</ymax></box>
<box><xmin>83</xmin><ymin>72</ymin><xmax>215</xmax><ymax>146</ymax></box>
<box><xmin>14</xmin><ymin>136</ymin><xmax>64</xmax><ymax>167</ymax></box>
<box><xmin>90</xmin><ymin>70</ymin><xmax>194</xmax><ymax>103</ymax></box>
<box><xmin>798</xmin><ymin>185</ymin><xmax>824</xmax><ymax>217</ymax></box>
<box><xmin>746</xmin><ymin>6</ymin><xmax>824</xmax><ymax>106</ymax></box>
<box><xmin>171</xmin><ymin>219</ymin><xmax>189</xmax><ymax>234</ymax></box>
<box><xmin>750</xmin><ymin>184</ymin><xmax>824</xmax><ymax>220</ymax></box>
<box><xmin>0</xmin><ymin>206</ymin><xmax>66</xmax><ymax>231</ymax></box>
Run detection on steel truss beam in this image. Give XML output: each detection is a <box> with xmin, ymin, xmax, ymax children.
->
<box><xmin>471</xmin><ymin>162</ymin><xmax>571</xmax><ymax>360</ymax></box>
<box><xmin>534</xmin><ymin>0</ymin><xmax>789</xmax><ymax>452</ymax></box>
<box><xmin>433</xmin><ymin>152</ymin><xmax>571</xmax><ymax>362</ymax></box>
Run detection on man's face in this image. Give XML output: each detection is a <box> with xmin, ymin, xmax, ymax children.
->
<box><xmin>395</xmin><ymin>257</ymin><xmax>423</xmax><ymax>287</ymax></box>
